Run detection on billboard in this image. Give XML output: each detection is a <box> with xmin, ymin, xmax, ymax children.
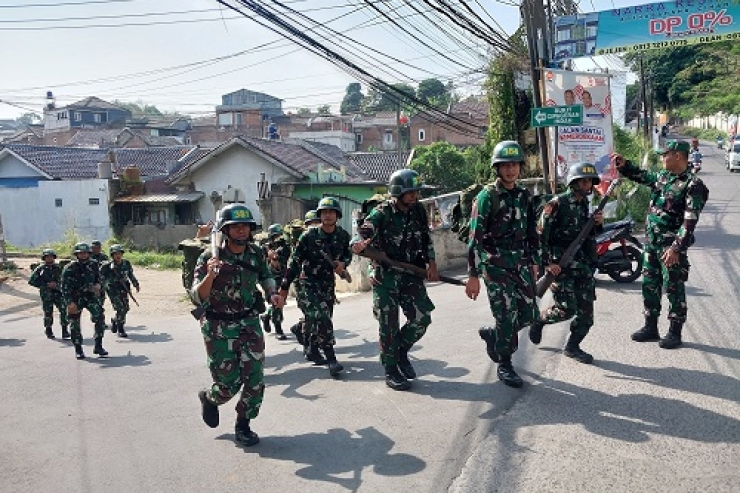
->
<box><xmin>543</xmin><ymin>69</ymin><xmax>616</xmax><ymax>188</ymax></box>
<box><xmin>554</xmin><ymin>0</ymin><xmax>740</xmax><ymax>61</ymax></box>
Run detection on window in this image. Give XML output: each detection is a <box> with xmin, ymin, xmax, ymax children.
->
<box><xmin>236</xmin><ymin>113</ymin><xmax>243</xmax><ymax>126</ymax></box>
<box><xmin>355</xmin><ymin>133</ymin><xmax>363</xmax><ymax>144</ymax></box>
<box><xmin>383</xmin><ymin>130</ymin><xmax>394</xmax><ymax>145</ymax></box>
<box><xmin>89</xmin><ymin>198</ymin><xmax>100</xmax><ymax>205</ymax></box>
<box><xmin>418</xmin><ymin>129</ymin><xmax>426</xmax><ymax>142</ymax></box>
<box><xmin>74</xmin><ymin>112</ymin><xmax>82</xmax><ymax>121</ymax></box>
<box><xmin>93</xmin><ymin>114</ymin><xmax>102</xmax><ymax>123</ymax></box>
<box><xmin>218</xmin><ymin>113</ymin><xmax>233</xmax><ymax>126</ymax></box>
<box><xmin>55</xmin><ymin>199</ymin><xmax>63</xmax><ymax>207</ymax></box>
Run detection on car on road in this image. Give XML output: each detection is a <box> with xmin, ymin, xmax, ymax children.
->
<box><xmin>725</xmin><ymin>142</ymin><xmax>740</xmax><ymax>172</ymax></box>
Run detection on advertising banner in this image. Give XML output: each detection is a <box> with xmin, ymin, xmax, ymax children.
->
<box><xmin>554</xmin><ymin>0</ymin><xmax>740</xmax><ymax>61</ymax></box>
<box><xmin>543</xmin><ymin>69</ymin><xmax>616</xmax><ymax>189</ymax></box>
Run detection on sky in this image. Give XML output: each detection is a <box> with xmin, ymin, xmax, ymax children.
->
<box><xmin>0</xmin><ymin>0</ymin><xmax>638</xmax><ymax>121</ymax></box>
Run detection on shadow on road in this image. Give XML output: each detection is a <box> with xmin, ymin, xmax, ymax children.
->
<box><xmin>683</xmin><ymin>341</ymin><xmax>740</xmax><ymax>361</ymax></box>
<box><xmin>84</xmin><ymin>353</ymin><xmax>152</xmax><ymax>368</ymax></box>
<box><xmin>121</xmin><ymin>331</ymin><xmax>173</xmax><ymax>344</ymax></box>
<box><xmin>216</xmin><ymin>426</ymin><xmax>426</xmax><ymax>492</ymax></box>
<box><xmin>0</xmin><ymin>338</ymin><xmax>26</xmax><ymax>347</ymax></box>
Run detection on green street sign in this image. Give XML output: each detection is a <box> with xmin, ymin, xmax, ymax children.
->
<box><xmin>530</xmin><ymin>105</ymin><xmax>583</xmax><ymax>127</ymax></box>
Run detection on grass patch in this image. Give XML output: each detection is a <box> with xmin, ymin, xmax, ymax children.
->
<box><xmin>0</xmin><ymin>261</ymin><xmax>19</xmax><ymax>275</ymax></box>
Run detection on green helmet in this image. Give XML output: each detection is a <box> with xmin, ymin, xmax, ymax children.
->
<box><xmin>109</xmin><ymin>244</ymin><xmax>125</xmax><ymax>254</ymax></box>
<box><xmin>267</xmin><ymin>224</ymin><xmax>283</xmax><ymax>237</ymax></box>
<box><xmin>90</xmin><ymin>240</ymin><xmax>102</xmax><ymax>247</ymax></box>
<box><xmin>217</xmin><ymin>203</ymin><xmax>257</xmax><ymax>231</ymax></box>
<box><xmin>566</xmin><ymin>162</ymin><xmax>601</xmax><ymax>187</ymax></box>
<box><xmin>304</xmin><ymin>210</ymin><xmax>320</xmax><ymax>225</ymax></box>
<box><xmin>41</xmin><ymin>249</ymin><xmax>57</xmax><ymax>259</ymax></box>
<box><xmin>491</xmin><ymin>140</ymin><xmax>525</xmax><ymax>166</ymax></box>
<box><xmin>388</xmin><ymin>169</ymin><xmax>422</xmax><ymax>197</ymax></box>
<box><xmin>317</xmin><ymin>197</ymin><xmax>342</xmax><ymax>219</ymax></box>
<box><xmin>73</xmin><ymin>242</ymin><xmax>91</xmax><ymax>254</ymax></box>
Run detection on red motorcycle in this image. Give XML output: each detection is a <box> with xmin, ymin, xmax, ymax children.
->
<box><xmin>595</xmin><ymin>217</ymin><xmax>643</xmax><ymax>283</ymax></box>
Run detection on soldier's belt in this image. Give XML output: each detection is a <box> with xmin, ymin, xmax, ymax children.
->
<box><xmin>205</xmin><ymin>310</ymin><xmax>257</xmax><ymax>321</ymax></box>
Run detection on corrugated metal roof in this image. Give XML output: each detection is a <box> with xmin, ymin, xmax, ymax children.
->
<box><xmin>113</xmin><ymin>192</ymin><xmax>204</xmax><ymax>203</ymax></box>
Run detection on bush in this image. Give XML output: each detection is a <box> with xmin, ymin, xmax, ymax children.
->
<box><xmin>612</xmin><ymin>125</ymin><xmax>656</xmax><ymax>225</ymax></box>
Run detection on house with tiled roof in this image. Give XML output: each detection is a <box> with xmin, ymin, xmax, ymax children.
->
<box><xmin>346</xmin><ymin>150</ymin><xmax>412</xmax><ymax>182</ymax></box>
<box><xmin>409</xmin><ymin>97</ymin><xmax>489</xmax><ymax>148</ymax></box>
<box><xmin>44</xmin><ymin>96</ymin><xmax>132</xmax><ymax>134</ymax></box>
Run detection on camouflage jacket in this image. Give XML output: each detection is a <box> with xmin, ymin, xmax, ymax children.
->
<box><xmin>263</xmin><ymin>237</ymin><xmax>291</xmax><ymax>279</ymax></box>
<box><xmin>619</xmin><ymin>161</ymin><xmax>708</xmax><ymax>252</ymax></box>
<box><xmin>357</xmin><ymin>200</ymin><xmax>435</xmax><ymax>266</ymax></box>
<box><xmin>61</xmin><ymin>259</ymin><xmax>101</xmax><ymax>301</ymax></box>
<box><xmin>91</xmin><ymin>252</ymin><xmax>109</xmax><ymax>264</ymax></box>
<box><xmin>283</xmin><ymin>226</ymin><xmax>351</xmax><ymax>288</ymax></box>
<box><xmin>191</xmin><ymin>243</ymin><xmax>274</xmax><ymax>315</ymax></box>
<box><xmin>100</xmin><ymin>259</ymin><xmax>139</xmax><ymax>294</ymax></box>
<box><xmin>28</xmin><ymin>263</ymin><xmax>63</xmax><ymax>294</ymax></box>
<box><xmin>538</xmin><ymin>188</ymin><xmax>601</xmax><ymax>268</ymax></box>
<box><xmin>468</xmin><ymin>180</ymin><xmax>540</xmax><ymax>272</ymax></box>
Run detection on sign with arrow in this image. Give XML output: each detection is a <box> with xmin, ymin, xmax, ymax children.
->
<box><xmin>530</xmin><ymin>105</ymin><xmax>583</xmax><ymax>127</ymax></box>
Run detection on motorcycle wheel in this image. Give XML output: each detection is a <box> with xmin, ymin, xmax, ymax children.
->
<box><xmin>607</xmin><ymin>245</ymin><xmax>643</xmax><ymax>283</ymax></box>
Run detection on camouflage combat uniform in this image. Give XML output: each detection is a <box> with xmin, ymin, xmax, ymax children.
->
<box><xmin>91</xmin><ymin>252</ymin><xmax>109</xmax><ymax>305</ymax></box>
<box><xmin>61</xmin><ymin>259</ymin><xmax>106</xmax><ymax>347</ymax></box>
<box><xmin>469</xmin><ymin>180</ymin><xmax>540</xmax><ymax>358</ymax></box>
<box><xmin>263</xmin><ymin>236</ymin><xmax>291</xmax><ymax>329</ymax></box>
<box><xmin>192</xmin><ymin>243</ymin><xmax>273</xmax><ymax>420</ymax></box>
<box><xmin>29</xmin><ymin>262</ymin><xmax>68</xmax><ymax>335</ymax></box>
<box><xmin>618</xmin><ymin>160</ymin><xmax>708</xmax><ymax>323</ymax></box>
<box><xmin>100</xmin><ymin>259</ymin><xmax>139</xmax><ymax>331</ymax></box>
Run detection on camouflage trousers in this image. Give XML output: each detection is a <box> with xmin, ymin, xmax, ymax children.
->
<box><xmin>40</xmin><ymin>289</ymin><xmax>67</xmax><ymax>330</ymax></box>
<box><xmin>372</xmin><ymin>271</ymin><xmax>434</xmax><ymax>367</ymax></box>
<box><xmin>202</xmin><ymin>318</ymin><xmax>264</xmax><ymax>420</ymax></box>
<box><xmin>642</xmin><ymin>246</ymin><xmax>690</xmax><ymax>322</ymax></box>
<box><xmin>67</xmin><ymin>296</ymin><xmax>105</xmax><ymax>346</ymax></box>
<box><xmin>301</xmin><ymin>280</ymin><xmax>336</xmax><ymax>348</ymax></box>
<box><xmin>266</xmin><ymin>276</ymin><xmax>284</xmax><ymax>325</ymax></box>
<box><xmin>106</xmin><ymin>289</ymin><xmax>130</xmax><ymax>325</ymax></box>
<box><xmin>481</xmin><ymin>264</ymin><xmax>538</xmax><ymax>357</ymax></box>
<box><xmin>541</xmin><ymin>264</ymin><xmax>595</xmax><ymax>338</ymax></box>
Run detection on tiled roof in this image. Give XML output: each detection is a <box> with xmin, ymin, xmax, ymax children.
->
<box><xmin>166</xmin><ymin>147</ymin><xmax>211</xmax><ymax>176</ymax></box>
<box><xmin>292</xmin><ymin>139</ymin><xmax>369</xmax><ymax>181</ymax></box>
<box><xmin>2</xmin><ymin>144</ymin><xmax>108</xmax><ymax>179</ymax></box>
<box><xmin>449</xmin><ymin>98</ymin><xmax>489</xmax><ymax>119</ymax></box>
<box><xmin>113</xmin><ymin>147</ymin><xmax>198</xmax><ymax>176</ymax></box>
<box><xmin>113</xmin><ymin>192</ymin><xmax>204</xmax><ymax>203</ymax></box>
<box><xmin>68</xmin><ymin>96</ymin><xmax>127</xmax><ymax>111</ymax></box>
<box><xmin>66</xmin><ymin>129</ymin><xmax>127</xmax><ymax>148</ymax></box>
<box><xmin>346</xmin><ymin>151</ymin><xmax>411</xmax><ymax>182</ymax></box>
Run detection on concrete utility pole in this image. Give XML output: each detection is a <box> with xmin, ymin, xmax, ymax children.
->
<box><xmin>640</xmin><ymin>55</ymin><xmax>650</xmax><ymax>141</ymax></box>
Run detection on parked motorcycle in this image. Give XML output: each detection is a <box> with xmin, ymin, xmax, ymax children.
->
<box><xmin>595</xmin><ymin>217</ymin><xmax>643</xmax><ymax>283</ymax></box>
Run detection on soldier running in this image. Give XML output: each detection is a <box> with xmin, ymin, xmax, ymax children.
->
<box><xmin>288</xmin><ymin>210</ymin><xmax>322</xmax><ymax>346</ymax></box>
<box><xmin>261</xmin><ymin>224</ymin><xmax>290</xmax><ymax>340</ymax></box>
<box><xmin>28</xmin><ymin>249</ymin><xmax>69</xmax><ymax>340</ymax></box>
<box><xmin>100</xmin><ymin>244</ymin><xmax>140</xmax><ymax>338</ymax></box>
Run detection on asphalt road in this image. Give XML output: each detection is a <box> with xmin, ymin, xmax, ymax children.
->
<box><xmin>1</xmin><ymin>145</ymin><xmax>738</xmax><ymax>493</ymax></box>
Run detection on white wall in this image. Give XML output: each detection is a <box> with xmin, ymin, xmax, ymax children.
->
<box><xmin>288</xmin><ymin>131</ymin><xmax>357</xmax><ymax>152</ymax></box>
<box><xmin>0</xmin><ymin>153</ymin><xmax>44</xmax><ymax>178</ymax></box>
<box><xmin>0</xmin><ymin>179</ymin><xmax>111</xmax><ymax>247</ymax></box>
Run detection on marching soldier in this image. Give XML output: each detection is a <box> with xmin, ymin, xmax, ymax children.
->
<box><xmin>100</xmin><ymin>244</ymin><xmax>140</xmax><ymax>338</ymax></box>
<box><xmin>261</xmin><ymin>224</ymin><xmax>290</xmax><ymax>340</ymax></box>
<box><xmin>192</xmin><ymin>203</ymin><xmax>284</xmax><ymax>447</ymax></box>
<box><xmin>530</xmin><ymin>162</ymin><xmax>604</xmax><ymax>364</ymax></box>
<box><xmin>28</xmin><ymin>249</ymin><xmax>69</xmax><ymax>340</ymax></box>
<box><xmin>289</xmin><ymin>210</ymin><xmax>322</xmax><ymax>346</ymax></box>
<box><xmin>61</xmin><ymin>243</ymin><xmax>107</xmax><ymax>359</ymax></box>
<box><xmin>279</xmin><ymin>198</ymin><xmax>352</xmax><ymax>377</ymax></box>
<box><xmin>352</xmin><ymin>170</ymin><xmax>438</xmax><ymax>391</ymax></box>
<box><xmin>90</xmin><ymin>240</ymin><xmax>109</xmax><ymax>308</ymax></box>
<box><xmin>465</xmin><ymin>141</ymin><xmax>540</xmax><ymax>388</ymax></box>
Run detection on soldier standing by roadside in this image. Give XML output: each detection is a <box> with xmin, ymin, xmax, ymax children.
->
<box><xmin>192</xmin><ymin>203</ymin><xmax>284</xmax><ymax>447</ymax></box>
<box><xmin>465</xmin><ymin>141</ymin><xmax>540</xmax><ymax>388</ymax></box>
<box><xmin>28</xmin><ymin>249</ymin><xmax>69</xmax><ymax>340</ymax></box>
<box><xmin>279</xmin><ymin>198</ymin><xmax>351</xmax><ymax>377</ymax></box>
<box><xmin>611</xmin><ymin>140</ymin><xmax>708</xmax><ymax>348</ymax></box>
<box><xmin>352</xmin><ymin>170</ymin><xmax>439</xmax><ymax>391</ymax></box>
<box><xmin>61</xmin><ymin>243</ymin><xmax>107</xmax><ymax>359</ymax></box>
<box><xmin>288</xmin><ymin>210</ymin><xmax>322</xmax><ymax>346</ymax></box>
<box><xmin>100</xmin><ymin>244</ymin><xmax>140</xmax><ymax>338</ymax></box>
<box><xmin>529</xmin><ymin>163</ymin><xmax>604</xmax><ymax>365</ymax></box>
<box><xmin>261</xmin><ymin>224</ymin><xmax>290</xmax><ymax>340</ymax></box>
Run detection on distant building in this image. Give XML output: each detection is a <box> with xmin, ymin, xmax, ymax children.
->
<box><xmin>216</xmin><ymin>89</ymin><xmax>284</xmax><ymax>128</ymax></box>
<box><xmin>43</xmin><ymin>96</ymin><xmax>132</xmax><ymax>134</ymax></box>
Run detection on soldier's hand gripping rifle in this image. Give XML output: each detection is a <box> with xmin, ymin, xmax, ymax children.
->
<box><xmin>319</xmin><ymin>249</ymin><xmax>353</xmax><ymax>283</ymax></box>
<box><xmin>535</xmin><ymin>179</ymin><xmax>619</xmax><ymax>298</ymax></box>
<box><xmin>191</xmin><ymin>219</ymin><xmax>223</xmax><ymax>320</ymax></box>
<box><xmin>359</xmin><ymin>246</ymin><xmax>465</xmax><ymax>286</ymax></box>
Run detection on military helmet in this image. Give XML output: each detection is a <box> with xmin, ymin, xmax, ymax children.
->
<box><xmin>267</xmin><ymin>223</ymin><xmax>283</xmax><ymax>237</ymax></box>
<box><xmin>566</xmin><ymin>162</ymin><xmax>601</xmax><ymax>187</ymax></box>
<box><xmin>73</xmin><ymin>242</ymin><xmax>91</xmax><ymax>254</ymax></box>
<box><xmin>109</xmin><ymin>244</ymin><xmax>125</xmax><ymax>254</ymax></box>
<box><xmin>388</xmin><ymin>169</ymin><xmax>422</xmax><ymax>197</ymax></box>
<box><xmin>303</xmin><ymin>210</ymin><xmax>320</xmax><ymax>225</ymax></box>
<box><xmin>491</xmin><ymin>140</ymin><xmax>525</xmax><ymax>166</ymax></box>
<box><xmin>41</xmin><ymin>249</ymin><xmax>57</xmax><ymax>259</ymax></box>
<box><xmin>217</xmin><ymin>203</ymin><xmax>257</xmax><ymax>231</ymax></box>
<box><xmin>317</xmin><ymin>197</ymin><xmax>343</xmax><ymax>219</ymax></box>
<box><xmin>90</xmin><ymin>240</ymin><xmax>102</xmax><ymax>247</ymax></box>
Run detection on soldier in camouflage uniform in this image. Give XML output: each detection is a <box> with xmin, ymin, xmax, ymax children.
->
<box><xmin>192</xmin><ymin>203</ymin><xmax>284</xmax><ymax>447</ymax></box>
<box><xmin>465</xmin><ymin>141</ymin><xmax>540</xmax><ymax>388</ymax></box>
<box><xmin>90</xmin><ymin>240</ymin><xmax>109</xmax><ymax>307</ymax></box>
<box><xmin>100</xmin><ymin>244</ymin><xmax>140</xmax><ymax>338</ymax></box>
<box><xmin>352</xmin><ymin>170</ymin><xmax>439</xmax><ymax>391</ymax></box>
<box><xmin>530</xmin><ymin>163</ymin><xmax>604</xmax><ymax>364</ymax></box>
<box><xmin>261</xmin><ymin>224</ymin><xmax>290</xmax><ymax>340</ymax></box>
<box><xmin>61</xmin><ymin>243</ymin><xmax>108</xmax><ymax>359</ymax></box>
<box><xmin>28</xmin><ymin>249</ymin><xmax>69</xmax><ymax>340</ymax></box>
<box><xmin>289</xmin><ymin>210</ymin><xmax>322</xmax><ymax>346</ymax></box>
<box><xmin>279</xmin><ymin>198</ymin><xmax>352</xmax><ymax>377</ymax></box>
<box><xmin>612</xmin><ymin>140</ymin><xmax>708</xmax><ymax>349</ymax></box>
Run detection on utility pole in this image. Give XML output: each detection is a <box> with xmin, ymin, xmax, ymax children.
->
<box><xmin>639</xmin><ymin>55</ymin><xmax>650</xmax><ymax>142</ymax></box>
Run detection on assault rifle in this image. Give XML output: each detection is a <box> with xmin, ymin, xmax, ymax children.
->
<box><xmin>319</xmin><ymin>249</ymin><xmax>352</xmax><ymax>283</ymax></box>
<box><xmin>535</xmin><ymin>179</ymin><xmax>620</xmax><ymax>298</ymax></box>
<box><xmin>359</xmin><ymin>246</ymin><xmax>465</xmax><ymax>286</ymax></box>
<box><xmin>191</xmin><ymin>218</ymin><xmax>223</xmax><ymax>320</ymax></box>
<box><xmin>119</xmin><ymin>278</ymin><xmax>140</xmax><ymax>307</ymax></box>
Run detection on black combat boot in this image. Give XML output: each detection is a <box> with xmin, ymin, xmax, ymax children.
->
<box><xmin>93</xmin><ymin>339</ymin><xmax>108</xmax><ymax>356</ymax></box>
<box><xmin>385</xmin><ymin>366</ymin><xmax>411</xmax><ymax>391</ymax></box>
<box><xmin>74</xmin><ymin>344</ymin><xmax>85</xmax><ymax>360</ymax></box>
<box><xmin>110</xmin><ymin>318</ymin><xmax>118</xmax><ymax>334</ymax></box>
<box><xmin>496</xmin><ymin>356</ymin><xmax>523</xmax><ymax>388</ymax></box>
<box><xmin>274</xmin><ymin>321</ymin><xmax>287</xmax><ymax>341</ymax></box>
<box><xmin>659</xmin><ymin>320</ymin><xmax>683</xmax><ymax>349</ymax></box>
<box><xmin>323</xmin><ymin>346</ymin><xmax>344</xmax><ymax>376</ymax></box>
<box><xmin>303</xmin><ymin>339</ymin><xmax>326</xmax><ymax>365</ymax></box>
<box><xmin>235</xmin><ymin>418</ymin><xmax>259</xmax><ymax>447</ymax></box>
<box><xmin>61</xmin><ymin>326</ymin><xmax>70</xmax><ymax>340</ymax></box>
<box><xmin>529</xmin><ymin>320</ymin><xmax>545</xmax><ymax>345</ymax></box>
<box><xmin>478</xmin><ymin>326</ymin><xmax>500</xmax><ymax>363</ymax></box>
<box><xmin>45</xmin><ymin>327</ymin><xmax>55</xmax><ymax>339</ymax></box>
<box><xmin>198</xmin><ymin>390</ymin><xmax>219</xmax><ymax>428</ymax></box>
<box><xmin>290</xmin><ymin>322</ymin><xmax>304</xmax><ymax>346</ymax></box>
<box><xmin>117</xmin><ymin>323</ymin><xmax>128</xmax><ymax>338</ymax></box>
<box><xmin>563</xmin><ymin>332</ymin><xmax>594</xmax><ymax>364</ymax></box>
<box><xmin>631</xmin><ymin>315</ymin><xmax>660</xmax><ymax>342</ymax></box>
<box><xmin>397</xmin><ymin>346</ymin><xmax>416</xmax><ymax>380</ymax></box>
<box><xmin>260</xmin><ymin>314</ymin><xmax>272</xmax><ymax>333</ymax></box>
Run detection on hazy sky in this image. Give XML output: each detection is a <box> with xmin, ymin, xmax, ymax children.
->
<box><xmin>0</xmin><ymin>0</ymin><xmax>635</xmax><ymax>121</ymax></box>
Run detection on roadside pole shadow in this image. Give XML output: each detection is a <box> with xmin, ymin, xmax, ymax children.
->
<box><xmin>216</xmin><ymin>426</ymin><xmax>426</xmax><ymax>491</ymax></box>
<box><xmin>0</xmin><ymin>338</ymin><xmax>26</xmax><ymax>347</ymax></box>
<box><xmin>84</xmin><ymin>353</ymin><xmax>152</xmax><ymax>368</ymax></box>
<box><xmin>0</xmin><ymin>301</ymin><xmax>40</xmax><ymax>318</ymax></box>
<box><xmin>682</xmin><ymin>341</ymin><xmax>740</xmax><ymax>360</ymax></box>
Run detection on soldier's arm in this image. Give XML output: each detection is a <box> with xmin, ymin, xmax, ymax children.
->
<box><xmin>280</xmin><ymin>233</ymin><xmax>306</xmax><ymax>290</ymax></box>
<box><xmin>526</xmin><ymin>195</ymin><xmax>542</xmax><ymax>267</ymax></box>
<box><xmin>418</xmin><ymin>206</ymin><xmax>436</xmax><ymax>263</ymax></box>
<box><xmin>28</xmin><ymin>266</ymin><xmax>43</xmax><ymax>288</ymax></box>
<box><xmin>339</xmin><ymin>229</ymin><xmax>353</xmax><ymax>267</ymax></box>
<box><xmin>126</xmin><ymin>261</ymin><xmax>140</xmax><ymax>289</ymax></box>
<box><xmin>618</xmin><ymin>160</ymin><xmax>658</xmax><ymax>187</ymax></box>
<box><xmin>257</xmin><ymin>248</ymin><xmax>277</xmax><ymax>296</ymax></box>
<box><xmin>467</xmin><ymin>189</ymin><xmax>490</xmax><ymax>277</ymax></box>
<box><xmin>190</xmin><ymin>251</ymin><xmax>212</xmax><ymax>304</ymax></box>
<box><xmin>537</xmin><ymin>199</ymin><xmax>558</xmax><ymax>266</ymax></box>
<box><xmin>60</xmin><ymin>265</ymin><xmax>74</xmax><ymax>300</ymax></box>
<box><xmin>673</xmin><ymin>178</ymin><xmax>708</xmax><ymax>252</ymax></box>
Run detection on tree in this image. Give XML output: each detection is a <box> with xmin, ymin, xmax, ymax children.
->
<box><xmin>296</xmin><ymin>107</ymin><xmax>311</xmax><ymax>115</ymax></box>
<box><xmin>113</xmin><ymin>100</ymin><xmax>169</xmax><ymax>117</ymax></box>
<box><xmin>409</xmin><ymin>141</ymin><xmax>475</xmax><ymax>195</ymax></box>
<box><xmin>417</xmin><ymin>78</ymin><xmax>451</xmax><ymax>109</ymax></box>
<box><xmin>317</xmin><ymin>105</ymin><xmax>331</xmax><ymax>115</ymax></box>
<box><xmin>340</xmin><ymin>82</ymin><xmax>364</xmax><ymax>114</ymax></box>
<box><xmin>364</xmin><ymin>83</ymin><xmax>416</xmax><ymax>113</ymax></box>
<box><xmin>15</xmin><ymin>112</ymin><xmax>41</xmax><ymax>126</ymax></box>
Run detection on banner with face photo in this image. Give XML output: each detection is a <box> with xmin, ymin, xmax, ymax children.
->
<box><xmin>543</xmin><ymin>69</ymin><xmax>616</xmax><ymax>193</ymax></box>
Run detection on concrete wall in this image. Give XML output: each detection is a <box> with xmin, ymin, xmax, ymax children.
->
<box><xmin>120</xmin><ymin>224</ymin><xmax>195</xmax><ymax>250</ymax></box>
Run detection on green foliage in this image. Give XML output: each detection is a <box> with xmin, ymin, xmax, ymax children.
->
<box><xmin>364</xmin><ymin>83</ymin><xmax>416</xmax><ymax>113</ymax></box>
<box><xmin>113</xmin><ymin>99</ymin><xmax>169</xmax><ymax>117</ymax></box>
<box><xmin>681</xmin><ymin>125</ymin><xmax>726</xmax><ymax>141</ymax></box>
<box><xmin>0</xmin><ymin>261</ymin><xmax>18</xmax><ymax>274</ymax></box>
<box><xmin>317</xmin><ymin>105</ymin><xmax>331</xmax><ymax>115</ymax></box>
<box><xmin>15</xmin><ymin>112</ymin><xmax>41</xmax><ymax>126</ymax></box>
<box><xmin>416</xmin><ymin>78</ymin><xmax>451</xmax><ymax>109</ymax></box>
<box><xmin>408</xmin><ymin>141</ymin><xmax>475</xmax><ymax>195</ymax></box>
<box><xmin>296</xmin><ymin>108</ymin><xmax>311</xmax><ymax>115</ymax></box>
<box><xmin>340</xmin><ymin>83</ymin><xmax>364</xmax><ymax>115</ymax></box>
<box><xmin>611</xmin><ymin>125</ymin><xmax>656</xmax><ymax>224</ymax></box>
<box><xmin>485</xmin><ymin>59</ymin><xmax>517</xmax><ymax>145</ymax></box>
